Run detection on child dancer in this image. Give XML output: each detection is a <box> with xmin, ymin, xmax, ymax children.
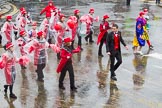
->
<box><xmin>56</xmin><ymin>37</ymin><xmax>80</xmax><ymax>91</ymax></box>
<box><xmin>0</xmin><ymin>42</ymin><xmax>23</xmax><ymax>98</ymax></box>
<box><xmin>28</xmin><ymin>31</ymin><xmax>59</xmax><ymax>82</ymax></box>
<box><xmin>18</xmin><ymin>30</ymin><xmax>31</xmax><ymax>69</ymax></box>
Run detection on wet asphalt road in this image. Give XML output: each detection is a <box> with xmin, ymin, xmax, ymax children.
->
<box><xmin>1</xmin><ymin>0</ymin><xmax>162</xmax><ymax>108</ymax></box>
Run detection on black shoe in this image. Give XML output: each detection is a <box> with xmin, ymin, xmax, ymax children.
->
<box><xmin>37</xmin><ymin>78</ymin><xmax>44</xmax><ymax>82</ymax></box>
<box><xmin>4</xmin><ymin>85</ymin><xmax>8</xmax><ymax>93</ymax></box>
<box><xmin>149</xmin><ymin>45</ymin><xmax>154</xmax><ymax>50</ymax></box>
<box><xmin>71</xmin><ymin>86</ymin><xmax>77</xmax><ymax>92</ymax></box>
<box><xmin>89</xmin><ymin>40</ymin><xmax>94</xmax><ymax>43</ymax></box>
<box><xmin>21</xmin><ymin>65</ymin><xmax>27</xmax><ymax>69</ymax></box>
<box><xmin>10</xmin><ymin>93</ymin><xmax>17</xmax><ymax>99</ymax></box>
<box><xmin>23</xmin><ymin>66</ymin><xmax>27</xmax><ymax>69</ymax></box>
<box><xmin>111</xmin><ymin>76</ymin><xmax>117</xmax><ymax>81</ymax></box>
<box><xmin>59</xmin><ymin>86</ymin><xmax>65</xmax><ymax>90</ymax></box>
<box><xmin>81</xmin><ymin>48</ymin><xmax>83</xmax><ymax>51</ymax></box>
<box><xmin>98</xmin><ymin>54</ymin><xmax>104</xmax><ymax>57</ymax></box>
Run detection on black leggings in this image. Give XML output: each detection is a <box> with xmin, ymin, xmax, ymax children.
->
<box><xmin>98</xmin><ymin>32</ymin><xmax>107</xmax><ymax>55</ymax></box>
<box><xmin>85</xmin><ymin>30</ymin><xmax>93</xmax><ymax>42</ymax></box>
<box><xmin>59</xmin><ymin>60</ymin><xmax>75</xmax><ymax>88</ymax></box>
<box><xmin>36</xmin><ymin>64</ymin><xmax>46</xmax><ymax>80</ymax></box>
<box><xmin>4</xmin><ymin>84</ymin><xmax>14</xmax><ymax>94</ymax></box>
<box><xmin>78</xmin><ymin>35</ymin><xmax>82</xmax><ymax>47</ymax></box>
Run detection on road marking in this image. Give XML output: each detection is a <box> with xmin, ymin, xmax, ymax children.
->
<box><xmin>143</xmin><ymin>52</ymin><xmax>162</xmax><ymax>59</ymax></box>
<box><xmin>0</xmin><ymin>2</ymin><xmax>18</xmax><ymax>19</ymax></box>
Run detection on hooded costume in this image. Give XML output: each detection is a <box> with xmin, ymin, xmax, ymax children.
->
<box><xmin>40</xmin><ymin>0</ymin><xmax>56</xmax><ymax>17</ymax></box>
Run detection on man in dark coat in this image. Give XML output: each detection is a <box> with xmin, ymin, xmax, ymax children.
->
<box><xmin>106</xmin><ymin>24</ymin><xmax>128</xmax><ymax>81</ymax></box>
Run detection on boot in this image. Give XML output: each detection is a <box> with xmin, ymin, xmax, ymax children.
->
<box><xmin>149</xmin><ymin>45</ymin><xmax>154</xmax><ymax>50</ymax></box>
<box><xmin>111</xmin><ymin>76</ymin><xmax>117</xmax><ymax>81</ymax></box>
<box><xmin>10</xmin><ymin>93</ymin><xmax>17</xmax><ymax>99</ymax></box>
<box><xmin>9</xmin><ymin>85</ymin><xmax>17</xmax><ymax>99</ymax></box>
<box><xmin>21</xmin><ymin>65</ymin><xmax>26</xmax><ymax>69</ymax></box>
<box><xmin>89</xmin><ymin>40</ymin><xmax>94</xmax><ymax>43</ymax></box>
<box><xmin>85</xmin><ymin>36</ymin><xmax>88</xmax><ymax>43</ymax></box>
<box><xmin>71</xmin><ymin>86</ymin><xmax>77</xmax><ymax>92</ymax></box>
<box><xmin>98</xmin><ymin>53</ymin><xmax>104</xmax><ymax>57</ymax></box>
<box><xmin>59</xmin><ymin>84</ymin><xmax>65</xmax><ymax>90</ymax></box>
<box><xmin>37</xmin><ymin>78</ymin><xmax>44</xmax><ymax>82</ymax></box>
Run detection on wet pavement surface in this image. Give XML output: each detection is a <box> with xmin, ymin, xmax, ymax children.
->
<box><xmin>1</xmin><ymin>0</ymin><xmax>162</xmax><ymax>108</ymax></box>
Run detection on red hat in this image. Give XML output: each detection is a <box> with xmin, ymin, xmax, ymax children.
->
<box><xmin>6</xmin><ymin>42</ymin><xmax>14</xmax><ymax>50</ymax></box>
<box><xmin>139</xmin><ymin>11</ymin><xmax>145</xmax><ymax>16</ymax></box>
<box><xmin>89</xmin><ymin>8</ymin><xmax>94</xmax><ymax>13</ymax></box>
<box><xmin>21</xmin><ymin>10</ymin><xmax>27</xmax><ymax>15</ymax></box>
<box><xmin>143</xmin><ymin>8</ymin><xmax>148</xmax><ymax>12</ymax></box>
<box><xmin>6</xmin><ymin>16</ymin><xmax>12</xmax><ymax>20</ymax></box>
<box><xmin>63</xmin><ymin>37</ymin><xmax>71</xmax><ymax>43</ymax></box>
<box><xmin>37</xmin><ymin>31</ymin><xmax>43</xmax><ymax>37</ymax></box>
<box><xmin>74</xmin><ymin>9</ymin><xmax>80</xmax><ymax>14</ymax></box>
<box><xmin>59</xmin><ymin>13</ymin><xmax>65</xmax><ymax>19</ymax></box>
<box><xmin>32</xmin><ymin>21</ymin><xmax>37</xmax><ymax>26</ymax></box>
<box><xmin>103</xmin><ymin>15</ymin><xmax>109</xmax><ymax>19</ymax></box>
<box><xmin>48</xmin><ymin>0</ymin><xmax>54</xmax><ymax>6</ymax></box>
<box><xmin>46</xmin><ymin>13</ymin><xmax>51</xmax><ymax>18</ymax></box>
<box><xmin>19</xmin><ymin>30</ymin><xmax>26</xmax><ymax>36</ymax></box>
<box><xmin>54</xmin><ymin>24</ymin><xmax>62</xmax><ymax>31</ymax></box>
<box><xmin>20</xmin><ymin>7</ymin><xmax>26</xmax><ymax>12</ymax></box>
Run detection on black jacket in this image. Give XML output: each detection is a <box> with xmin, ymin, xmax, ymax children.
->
<box><xmin>106</xmin><ymin>31</ymin><xmax>126</xmax><ymax>54</ymax></box>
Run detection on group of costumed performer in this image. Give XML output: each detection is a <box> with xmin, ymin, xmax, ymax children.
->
<box><xmin>0</xmin><ymin>0</ymin><xmax>102</xmax><ymax>96</ymax></box>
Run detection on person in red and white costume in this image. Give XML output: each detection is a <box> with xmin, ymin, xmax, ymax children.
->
<box><xmin>57</xmin><ymin>37</ymin><xmax>80</xmax><ymax>91</ymax></box>
<box><xmin>49</xmin><ymin>8</ymin><xmax>60</xmax><ymax>30</ymax></box>
<box><xmin>85</xmin><ymin>8</ymin><xmax>99</xmax><ymax>43</ymax></box>
<box><xmin>15</xmin><ymin>7</ymin><xmax>26</xmax><ymax>27</ymax></box>
<box><xmin>15</xmin><ymin>7</ymin><xmax>26</xmax><ymax>38</ymax></box>
<box><xmin>48</xmin><ymin>9</ymin><xmax>61</xmax><ymax>44</ymax></box>
<box><xmin>54</xmin><ymin>14</ymin><xmax>67</xmax><ymax>59</ymax></box>
<box><xmin>73</xmin><ymin>9</ymin><xmax>83</xmax><ymax>50</ymax></box>
<box><xmin>0</xmin><ymin>42</ymin><xmax>29</xmax><ymax>98</ymax></box>
<box><xmin>28</xmin><ymin>31</ymin><xmax>59</xmax><ymax>82</ymax></box>
<box><xmin>28</xmin><ymin>21</ymin><xmax>38</xmax><ymax>39</ymax></box>
<box><xmin>19</xmin><ymin>10</ymin><xmax>32</xmax><ymax>32</ymax></box>
<box><xmin>97</xmin><ymin>14</ymin><xmax>111</xmax><ymax>57</ymax></box>
<box><xmin>40</xmin><ymin>0</ymin><xmax>56</xmax><ymax>17</ymax></box>
<box><xmin>17</xmin><ymin>30</ymin><xmax>31</xmax><ymax>69</ymax></box>
<box><xmin>39</xmin><ymin>13</ymin><xmax>51</xmax><ymax>40</ymax></box>
<box><xmin>56</xmin><ymin>14</ymin><xmax>66</xmax><ymax>46</ymax></box>
<box><xmin>1</xmin><ymin>16</ymin><xmax>18</xmax><ymax>50</ymax></box>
